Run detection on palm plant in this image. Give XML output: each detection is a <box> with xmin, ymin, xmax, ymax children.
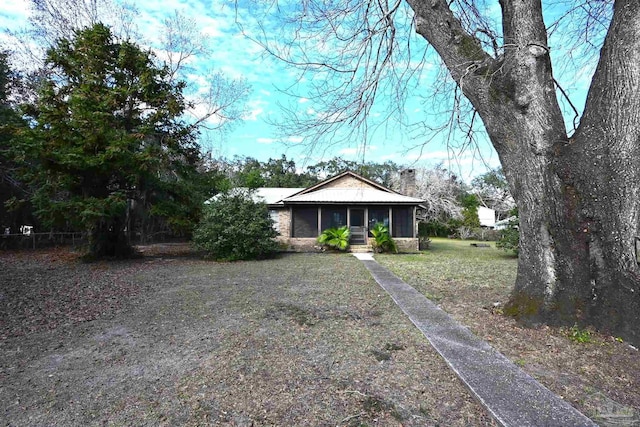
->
<box><xmin>317</xmin><ymin>226</ymin><xmax>350</xmax><ymax>251</ymax></box>
<box><xmin>370</xmin><ymin>222</ymin><xmax>398</xmax><ymax>253</ymax></box>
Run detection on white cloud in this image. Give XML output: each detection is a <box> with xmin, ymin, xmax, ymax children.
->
<box><xmin>257</xmin><ymin>137</ymin><xmax>276</xmax><ymax>144</ymax></box>
<box><xmin>1</xmin><ymin>0</ymin><xmax>30</xmax><ymax>19</ymax></box>
<box><xmin>286</xmin><ymin>136</ymin><xmax>303</xmax><ymax>143</ymax></box>
<box><xmin>338</xmin><ymin>148</ymin><xmax>358</xmax><ymax>156</ymax></box>
<box><xmin>244</xmin><ymin>107</ymin><xmax>264</xmax><ymax>121</ymax></box>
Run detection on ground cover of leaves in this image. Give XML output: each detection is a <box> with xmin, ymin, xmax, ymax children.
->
<box><xmin>377</xmin><ymin>238</ymin><xmax>640</xmax><ymax>426</ymax></box>
<box><xmin>1</xmin><ymin>245</ymin><xmax>496</xmax><ymax>426</ymax></box>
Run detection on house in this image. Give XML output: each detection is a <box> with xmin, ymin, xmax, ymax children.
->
<box><xmin>478</xmin><ymin>206</ymin><xmax>496</xmax><ymax>228</ymax></box>
<box><xmin>254</xmin><ymin>171</ymin><xmax>425</xmax><ymax>252</ymax></box>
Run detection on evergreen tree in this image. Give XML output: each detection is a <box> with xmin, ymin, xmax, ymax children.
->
<box><xmin>17</xmin><ymin>24</ymin><xmax>202</xmax><ymax>257</ymax></box>
<box><xmin>0</xmin><ymin>52</ymin><xmax>31</xmax><ymax>232</ymax></box>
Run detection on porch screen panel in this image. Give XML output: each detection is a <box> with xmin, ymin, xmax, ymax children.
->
<box><xmin>292</xmin><ymin>207</ymin><xmax>318</xmax><ymax>237</ymax></box>
<box><xmin>392</xmin><ymin>207</ymin><xmax>412</xmax><ymax>237</ymax></box>
<box><xmin>368</xmin><ymin>207</ymin><xmax>389</xmax><ymax>235</ymax></box>
<box><xmin>321</xmin><ymin>207</ymin><xmax>347</xmax><ymax>230</ymax></box>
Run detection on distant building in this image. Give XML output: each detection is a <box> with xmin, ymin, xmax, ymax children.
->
<box><xmin>478</xmin><ymin>206</ymin><xmax>496</xmax><ymax>228</ymax></box>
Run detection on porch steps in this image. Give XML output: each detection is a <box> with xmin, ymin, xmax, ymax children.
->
<box><xmin>349</xmin><ymin>244</ymin><xmax>373</xmax><ymax>253</ymax></box>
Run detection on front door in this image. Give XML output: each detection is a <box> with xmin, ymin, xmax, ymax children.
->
<box><xmin>350</xmin><ymin>209</ymin><xmax>366</xmax><ymax>244</ymax></box>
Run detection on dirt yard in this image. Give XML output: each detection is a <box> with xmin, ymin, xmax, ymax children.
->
<box><xmin>1</xmin><ymin>245</ymin><xmax>496</xmax><ymax>426</ymax></box>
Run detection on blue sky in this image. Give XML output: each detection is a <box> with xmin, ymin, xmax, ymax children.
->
<box><xmin>1</xmin><ymin>0</ymin><xmax>595</xmax><ymax>181</ymax></box>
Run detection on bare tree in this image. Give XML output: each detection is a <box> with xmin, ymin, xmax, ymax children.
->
<box><xmin>391</xmin><ymin>165</ymin><xmax>463</xmax><ymax>222</ymax></box>
<box><xmin>244</xmin><ymin>0</ymin><xmax>640</xmax><ymax>345</ymax></box>
<box><xmin>156</xmin><ymin>11</ymin><xmax>251</xmax><ymax>136</ymax></box>
<box><xmin>471</xmin><ymin>168</ymin><xmax>515</xmax><ymax>219</ymax></box>
<box><xmin>4</xmin><ymin>0</ymin><xmax>250</xmax><ymax>138</ymax></box>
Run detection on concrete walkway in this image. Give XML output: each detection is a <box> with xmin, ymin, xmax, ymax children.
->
<box><xmin>352</xmin><ymin>253</ymin><xmax>597</xmax><ymax>427</ymax></box>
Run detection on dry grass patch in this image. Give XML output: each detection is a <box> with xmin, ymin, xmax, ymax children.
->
<box><xmin>1</xmin><ymin>246</ymin><xmax>495</xmax><ymax>426</ymax></box>
<box><xmin>376</xmin><ymin>238</ymin><xmax>640</xmax><ymax>426</ymax></box>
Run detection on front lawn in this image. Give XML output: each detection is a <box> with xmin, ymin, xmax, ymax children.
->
<box><xmin>376</xmin><ymin>238</ymin><xmax>640</xmax><ymax>425</ymax></box>
<box><xmin>1</xmin><ymin>246</ymin><xmax>493</xmax><ymax>426</ymax></box>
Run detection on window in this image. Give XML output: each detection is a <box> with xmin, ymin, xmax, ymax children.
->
<box><xmin>269</xmin><ymin>209</ymin><xmax>280</xmax><ymax>234</ymax></box>
<box><xmin>292</xmin><ymin>207</ymin><xmax>318</xmax><ymax>237</ymax></box>
<box><xmin>392</xmin><ymin>207</ymin><xmax>413</xmax><ymax>237</ymax></box>
<box><xmin>368</xmin><ymin>207</ymin><xmax>389</xmax><ymax>236</ymax></box>
<box><xmin>321</xmin><ymin>207</ymin><xmax>347</xmax><ymax>231</ymax></box>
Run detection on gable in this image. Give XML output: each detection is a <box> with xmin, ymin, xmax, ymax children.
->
<box><xmin>294</xmin><ymin>170</ymin><xmax>395</xmax><ymax>196</ymax></box>
<box><xmin>317</xmin><ymin>174</ymin><xmax>382</xmax><ymax>191</ymax></box>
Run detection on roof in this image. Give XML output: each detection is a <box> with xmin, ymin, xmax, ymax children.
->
<box><xmin>251</xmin><ymin>188</ymin><xmax>305</xmax><ymax>205</ymax></box>
<box><xmin>210</xmin><ymin>171</ymin><xmax>425</xmax><ymax>207</ymax></box>
<box><xmin>206</xmin><ymin>187</ymin><xmax>304</xmax><ymax>206</ymax></box>
<box><xmin>282</xmin><ymin>187</ymin><xmax>424</xmax><ymax>204</ymax></box>
<box><xmin>294</xmin><ymin>170</ymin><xmax>396</xmax><ymax>196</ymax></box>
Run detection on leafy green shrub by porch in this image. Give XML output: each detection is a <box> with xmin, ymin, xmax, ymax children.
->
<box><xmin>193</xmin><ymin>191</ymin><xmax>278</xmax><ymax>260</ymax></box>
<box><xmin>318</xmin><ymin>226</ymin><xmax>350</xmax><ymax>251</ymax></box>
<box><xmin>370</xmin><ymin>222</ymin><xmax>398</xmax><ymax>253</ymax></box>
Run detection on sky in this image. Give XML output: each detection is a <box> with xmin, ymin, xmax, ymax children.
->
<box><xmin>0</xmin><ymin>0</ymin><xmax>596</xmax><ymax>181</ymax></box>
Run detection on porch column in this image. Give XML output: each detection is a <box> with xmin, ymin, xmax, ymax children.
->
<box><xmin>317</xmin><ymin>207</ymin><xmax>322</xmax><ymax>235</ymax></box>
<box><xmin>364</xmin><ymin>208</ymin><xmax>369</xmax><ymax>235</ymax></box>
<box><xmin>388</xmin><ymin>207</ymin><xmax>393</xmax><ymax>236</ymax></box>
<box><xmin>413</xmin><ymin>206</ymin><xmax>417</xmax><ymax>238</ymax></box>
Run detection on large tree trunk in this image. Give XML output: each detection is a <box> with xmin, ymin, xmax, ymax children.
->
<box><xmin>554</xmin><ymin>0</ymin><xmax>640</xmax><ymax>341</ymax></box>
<box><xmin>88</xmin><ymin>216</ymin><xmax>134</xmax><ymax>259</ymax></box>
<box><xmin>407</xmin><ymin>0</ymin><xmax>640</xmax><ymax>344</ymax></box>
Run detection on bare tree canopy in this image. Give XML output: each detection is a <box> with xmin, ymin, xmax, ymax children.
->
<box><xmin>5</xmin><ymin>0</ymin><xmax>251</xmax><ymax>139</ymax></box>
<box><xmin>391</xmin><ymin>164</ymin><xmax>463</xmax><ymax>221</ymax></box>
<box><xmin>244</xmin><ymin>0</ymin><xmax>640</xmax><ymax>345</ymax></box>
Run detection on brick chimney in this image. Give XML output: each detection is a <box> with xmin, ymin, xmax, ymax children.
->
<box><xmin>399</xmin><ymin>169</ymin><xmax>416</xmax><ymax>196</ymax></box>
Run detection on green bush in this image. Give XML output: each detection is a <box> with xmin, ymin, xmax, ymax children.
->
<box><xmin>417</xmin><ymin>222</ymin><xmax>432</xmax><ymax>250</ymax></box>
<box><xmin>370</xmin><ymin>222</ymin><xmax>398</xmax><ymax>253</ymax></box>
<box><xmin>419</xmin><ymin>220</ymin><xmax>456</xmax><ymax>237</ymax></box>
<box><xmin>496</xmin><ymin>217</ymin><xmax>519</xmax><ymax>255</ymax></box>
<box><xmin>192</xmin><ymin>191</ymin><xmax>279</xmax><ymax>261</ymax></box>
<box><xmin>318</xmin><ymin>226</ymin><xmax>350</xmax><ymax>251</ymax></box>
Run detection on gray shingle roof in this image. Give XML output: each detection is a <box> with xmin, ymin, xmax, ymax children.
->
<box><xmin>251</xmin><ymin>188</ymin><xmax>305</xmax><ymax>205</ymax></box>
<box><xmin>282</xmin><ymin>188</ymin><xmax>424</xmax><ymax>204</ymax></box>
<box><xmin>206</xmin><ymin>188</ymin><xmax>305</xmax><ymax>206</ymax></box>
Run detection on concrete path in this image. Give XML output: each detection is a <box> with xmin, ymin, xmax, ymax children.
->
<box><xmin>352</xmin><ymin>253</ymin><xmax>597</xmax><ymax>427</ymax></box>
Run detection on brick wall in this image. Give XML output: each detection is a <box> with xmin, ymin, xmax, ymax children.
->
<box><xmin>276</xmin><ymin>236</ymin><xmax>419</xmax><ymax>253</ymax></box>
<box><xmin>276</xmin><ymin>208</ymin><xmax>291</xmax><ymax>237</ymax></box>
<box><xmin>276</xmin><ymin>237</ymin><xmax>321</xmax><ymax>252</ymax></box>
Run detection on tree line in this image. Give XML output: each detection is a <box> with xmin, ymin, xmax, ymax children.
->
<box><xmin>1</xmin><ymin>37</ymin><xmax>510</xmax><ymax>250</ymax></box>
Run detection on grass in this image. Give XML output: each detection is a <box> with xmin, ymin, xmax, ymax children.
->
<box><xmin>376</xmin><ymin>238</ymin><xmax>640</xmax><ymax>424</ymax></box>
<box><xmin>2</xmin><ymin>242</ymin><xmax>639</xmax><ymax>425</ymax></box>
<box><xmin>376</xmin><ymin>238</ymin><xmax>517</xmax><ymax>320</ymax></box>
<box><xmin>1</xmin><ymin>247</ymin><xmax>495</xmax><ymax>426</ymax></box>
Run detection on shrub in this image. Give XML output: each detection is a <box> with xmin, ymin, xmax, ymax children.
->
<box><xmin>370</xmin><ymin>222</ymin><xmax>398</xmax><ymax>253</ymax></box>
<box><xmin>192</xmin><ymin>190</ymin><xmax>279</xmax><ymax>261</ymax></box>
<box><xmin>496</xmin><ymin>216</ymin><xmax>519</xmax><ymax>255</ymax></box>
<box><xmin>457</xmin><ymin>226</ymin><xmax>474</xmax><ymax>240</ymax></box>
<box><xmin>417</xmin><ymin>221</ymin><xmax>432</xmax><ymax>250</ymax></box>
<box><xmin>318</xmin><ymin>226</ymin><xmax>350</xmax><ymax>251</ymax></box>
<box><xmin>419</xmin><ymin>220</ymin><xmax>459</xmax><ymax>237</ymax></box>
